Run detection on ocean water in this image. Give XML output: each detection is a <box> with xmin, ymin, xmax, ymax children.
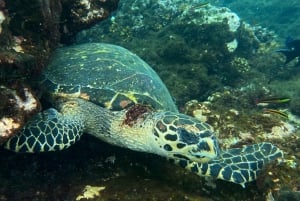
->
<box><xmin>1</xmin><ymin>0</ymin><xmax>300</xmax><ymax>201</ymax></box>
<box><xmin>211</xmin><ymin>0</ymin><xmax>300</xmax><ymax>38</ymax></box>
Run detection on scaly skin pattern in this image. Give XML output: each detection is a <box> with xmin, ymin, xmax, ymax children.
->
<box><xmin>151</xmin><ymin>111</ymin><xmax>220</xmax><ymax>163</ymax></box>
<box><xmin>4</xmin><ymin>98</ymin><xmax>283</xmax><ymax>186</ymax></box>
<box><xmin>175</xmin><ymin>142</ymin><xmax>283</xmax><ymax>187</ymax></box>
<box><xmin>108</xmin><ymin>109</ymin><xmax>220</xmax><ymax>163</ymax></box>
<box><xmin>4</xmin><ymin>108</ymin><xmax>85</xmax><ymax>153</ymax></box>
<box><xmin>4</xmin><ymin>98</ymin><xmax>219</xmax><ymax>164</ymax></box>
<box><xmin>2</xmin><ymin>43</ymin><xmax>284</xmax><ymax>186</ymax></box>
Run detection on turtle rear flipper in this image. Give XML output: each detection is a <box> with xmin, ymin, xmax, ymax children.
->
<box><xmin>176</xmin><ymin>143</ymin><xmax>283</xmax><ymax>187</ymax></box>
<box><xmin>4</xmin><ymin>108</ymin><xmax>84</xmax><ymax>153</ymax></box>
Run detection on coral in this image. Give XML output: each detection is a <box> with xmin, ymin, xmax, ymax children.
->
<box><xmin>76</xmin><ymin>185</ymin><xmax>106</xmax><ymax>200</ymax></box>
<box><xmin>0</xmin><ymin>0</ymin><xmax>119</xmax><ymax>85</ymax></box>
<box><xmin>0</xmin><ymin>118</ymin><xmax>20</xmax><ymax>139</ymax></box>
<box><xmin>226</xmin><ymin>38</ymin><xmax>238</xmax><ymax>52</ymax></box>
<box><xmin>230</xmin><ymin>57</ymin><xmax>251</xmax><ymax>73</ymax></box>
<box><xmin>0</xmin><ymin>1</ymin><xmax>119</xmax><ymax>143</ymax></box>
<box><xmin>0</xmin><ymin>84</ymin><xmax>40</xmax><ymax>144</ymax></box>
<box><xmin>61</xmin><ymin>0</ymin><xmax>119</xmax><ymax>43</ymax></box>
<box><xmin>261</xmin><ymin>121</ymin><xmax>295</xmax><ymax>140</ymax></box>
<box><xmin>183</xmin><ymin>88</ymin><xmax>293</xmax><ymax>147</ymax></box>
<box><xmin>0</xmin><ymin>0</ymin><xmax>63</xmax><ymax>86</ymax></box>
<box><xmin>196</xmin><ymin>6</ymin><xmax>241</xmax><ymax>32</ymax></box>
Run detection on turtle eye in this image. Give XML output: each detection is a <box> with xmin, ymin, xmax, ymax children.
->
<box><xmin>177</xmin><ymin>127</ymin><xmax>200</xmax><ymax>145</ymax></box>
<box><xmin>192</xmin><ymin>136</ymin><xmax>220</xmax><ymax>161</ymax></box>
<box><xmin>197</xmin><ymin>141</ymin><xmax>211</xmax><ymax>152</ymax></box>
<box><xmin>177</xmin><ymin>127</ymin><xmax>220</xmax><ymax>162</ymax></box>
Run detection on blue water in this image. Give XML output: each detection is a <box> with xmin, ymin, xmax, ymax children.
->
<box><xmin>211</xmin><ymin>0</ymin><xmax>300</xmax><ymax>38</ymax></box>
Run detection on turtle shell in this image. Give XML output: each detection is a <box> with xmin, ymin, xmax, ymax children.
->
<box><xmin>41</xmin><ymin>43</ymin><xmax>178</xmax><ymax>112</ymax></box>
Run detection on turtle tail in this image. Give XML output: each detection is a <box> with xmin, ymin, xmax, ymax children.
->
<box><xmin>176</xmin><ymin>143</ymin><xmax>283</xmax><ymax>187</ymax></box>
<box><xmin>4</xmin><ymin>108</ymin><xmax>85</xmax><ymax>153</ymax></box>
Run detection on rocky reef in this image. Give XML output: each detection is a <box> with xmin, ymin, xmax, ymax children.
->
<box><xmin>75</xmin><ymin>0</ymin><xmax>300</xmax><ymax>199</ymax></box>
<box><xmin>0</xmin><ymin>84</ymin><xmax>40</xmax><ymax>144</ymax></box>
<box><xmin>1</xmin><ymin>0</ymin><xmax>300</xmax><ymax>200</ymax></box>
<box><xmin>76</xmin><ymin>0</ymin><xmax>282</xmax><ymax>106</ymax></box>
<box><xmin>0</xmin><ymin>0</ymin><xmax>118</xmax><ymax>142</ymax></box>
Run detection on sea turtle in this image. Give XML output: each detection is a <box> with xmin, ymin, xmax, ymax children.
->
<box><xmin>3</xmin><ymin>43</ymin><xmax>283</xmax><ymax>187</ymax></box>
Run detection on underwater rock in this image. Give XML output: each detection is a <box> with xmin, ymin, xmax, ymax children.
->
<box><xmin>262</xmin><ymin>121</ymin><xmax>295</xmax><ymax>140</ymax></box>
<box><xmin>277</xmin><ymin>191</ymin><xmax>300</xmax><ymax>201</ymax></box>
<box><xmin>226</xmin><ymin>39</ymin><xmax>238</xmax><ymax>52</ymax></box>
<box><xmin>76</xmin><ymin>0</ymin><xmax>266</xmax><ymax>106</ymax></box>
<box><xmin>61</xmin><ymin>0</ymin><xmax>119</xmax><ymax>43</ymax></box>
<box><xmin>183</xmin><ymin>4</ymin><xmax>241</xmax><ymax>32</ymax></box>
<box><xmin>0</xmin><ymin>0</ymin><xmax>119</xmax><ymax>83</ymax></box>
<box><xmin>0</xmin><ymin>0</ymin><xmax>119</xmax><ymax>136</ymax></box>
<box><xmin>0</xmin><ymin>84</ymin><xmax>40</xmax><ymax>144</ymax></box>
<box><xmin>230</xmin><ymin>57</ymin><xmax>251</xmax><ymax>73</ymax></box>
<box><xmin>0</xmin><ymin>0</ymin><xmax>63</xmax><ymax>84</ymax></box>
<box><xmin>183</xmin><ymin>89</ymin><xmax>294</xmax><ymax>146</ymax></box>
<box><xmin>0</xmin><ymin>0</ymin><xmax>5</xmax><ymax>34</ymax></box>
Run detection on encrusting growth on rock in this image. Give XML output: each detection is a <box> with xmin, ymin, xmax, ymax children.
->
<box><xmin>0</xmin><ymin>84</ymin><xmax>40</xmax><ymax>144</ymax></box>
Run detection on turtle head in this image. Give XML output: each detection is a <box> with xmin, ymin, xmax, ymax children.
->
<box><xmin>154</xmin><ymin>113</ymin><xmax>220</xmax><ymax>163</ymax></box>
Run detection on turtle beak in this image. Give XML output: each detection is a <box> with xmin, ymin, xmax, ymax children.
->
<box><xmin>176</xmin><ymin>125</ymin><xmax>220</xmax><ymax>163</ymax></box>
<box><xmin>191</xmin><ymin>136</ymin><xmax>220</xmax><ymax>163</ymax></box>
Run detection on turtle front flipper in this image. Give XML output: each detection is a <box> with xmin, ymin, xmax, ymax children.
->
<box><xmin>4</xmin><ymin>108</ymin><xmax>85</xmax><ymax>153</ymax></box>
<box><xmin>176</xmin><ymin>143</ymin><xmax>283</xmax><ymax>187</ymax></box>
